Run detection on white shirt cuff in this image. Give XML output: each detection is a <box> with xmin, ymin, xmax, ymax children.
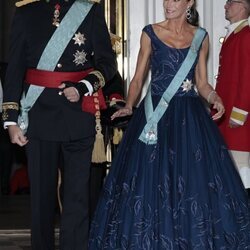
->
<box><xmin>4</xmin><ymin>121</ymin><xmax>17</xmax><ymax>129</ymax></box>
<box><xmin>79</xmin><ymin>80</ymin><xmax>93</xmax><ymax>96</ymax></box>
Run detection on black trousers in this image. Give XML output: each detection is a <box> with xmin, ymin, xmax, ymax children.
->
<box><xmin>89</xmin><ymin>163</ymin><xmax>107</xmax><ymax>219</ymax></box>
<box><xmin>0</xmin><ymin>124</ymin><xmax>13</xmax><ymax>194</ymax></box>
<box><xmin>26</xmin><ymin>136</ymin><xmax>94</xmax><ymax>250</ymax></box>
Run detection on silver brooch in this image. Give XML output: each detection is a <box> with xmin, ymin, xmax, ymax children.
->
<box><xmin>181</xmin><ymin>79</ymin><xmax>193</xmax><ymax>92</ymax></box>
<box><xmin>72</xmin><ymin>32</ymin><xmax>86</xmax><ymax>46</ymax></box>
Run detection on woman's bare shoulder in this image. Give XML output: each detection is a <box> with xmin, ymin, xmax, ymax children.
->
<box><xmin>152</xmin><ymin>21</ymin><xmax>168</xmax><ymax>31</ymax></box>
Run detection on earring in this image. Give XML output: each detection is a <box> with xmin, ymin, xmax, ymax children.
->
<box><xmin>186</xmin><ymin>7</ymin><xmax>192</xmax><ymax>20</ymax></box>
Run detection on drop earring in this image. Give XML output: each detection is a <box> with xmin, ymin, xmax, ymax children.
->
<box><xmin>186</xmin><ymin>7</ymin><xmax>192</xmax><ymax>20</ymax></box>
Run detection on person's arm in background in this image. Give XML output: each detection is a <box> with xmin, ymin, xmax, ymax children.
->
<box><xmin>229</xmin><ymin>32</ymin><xmax>250</xmax><ymax>128</ymax></box>
<box><xmin>103</xmin><ymin>71</ymin><xmax>124</xmax><ymax>102</ymax></box>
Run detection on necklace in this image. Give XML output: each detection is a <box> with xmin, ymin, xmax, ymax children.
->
<box><xmin>52</xmin><ymin>3</ymin><xmax>61</xmax><ymax>27</ymax></box>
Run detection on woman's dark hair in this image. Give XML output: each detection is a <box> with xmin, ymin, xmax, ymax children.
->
<box><xmin>187</xmin><ymin>3</ymin><xmax>199</xmax><ymax>27</ymax></box>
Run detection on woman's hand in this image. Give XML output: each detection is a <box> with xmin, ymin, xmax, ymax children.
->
<box><xmin>8</xmin><ymin>125</ymin><xmax>28</xmax><ymax>146</ymax></box>
<box><xmin>211</xmin><ymin>95</ymin><xmax>225</xmax><ymax>120</ymax></box>
<box><xmin>111</xmin><ymin>107</ymin><xmax>133</xmax><ymax>120</ymax></box>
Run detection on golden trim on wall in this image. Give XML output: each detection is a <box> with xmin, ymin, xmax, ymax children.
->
<box><xmin>105</xmin><ymin>0</ymin><xmax>127</xmax><ymax>80</ymax></box>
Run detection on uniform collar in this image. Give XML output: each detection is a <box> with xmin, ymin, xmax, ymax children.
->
<box><xmin>225</xmin><ymin>19</ymin><xmax>248</xmax><ymax>37</ymax></box>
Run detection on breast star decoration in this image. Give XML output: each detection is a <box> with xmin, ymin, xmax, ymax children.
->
<box><xmin>16</xmin><ymin>0</ymin><xmax>100</xmax><ymax>7</ymax></box>
<box><xmin>73</xmin><ymin>32</ymin><xmax>86</xmax><ymax>46</ymax></box>
<box><xmin>181</xmin><ymin>79</ymin><xmax>193</xmax><ymax>92</ymax></box>
<box><xmin>73</xmin><ymin>50</ymin><xmax>87</xmax><ymax>66</ymax></box>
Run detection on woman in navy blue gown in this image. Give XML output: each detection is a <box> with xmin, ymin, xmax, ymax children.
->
<box><xmin>89</xmin><ymin>0</ymin><xmax>250</xmax><ymax>249</ymax></box>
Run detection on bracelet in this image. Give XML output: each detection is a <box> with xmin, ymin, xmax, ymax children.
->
<box><xmin>124</xmin><ymin>107</ymin><xmax>132</xmax><ymax>114</ymax></box>
<box><xmin>207</xmin><ymin>90</ymin><xmax>217</xmax><ymax>104</ymax></box>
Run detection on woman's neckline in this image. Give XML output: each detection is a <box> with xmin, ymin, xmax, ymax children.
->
<box><xmin>150</xmin><ymin>24</ymin><xmax>197</xmax><ymax>50</ymax></box>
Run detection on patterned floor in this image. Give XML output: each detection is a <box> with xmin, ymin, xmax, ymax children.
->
<box><xmin>0</xmin><ymin>230</ymin><xmax>59</xmax><ymax>250</ymax></box>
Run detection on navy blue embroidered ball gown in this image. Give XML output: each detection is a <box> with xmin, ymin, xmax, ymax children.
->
<box><xmin>89</xmin><ymin>25</ymin><xmax>250</xmax><ymax>249</ymax></box>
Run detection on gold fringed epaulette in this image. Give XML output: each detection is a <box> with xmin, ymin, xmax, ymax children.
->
<box><xmin>15</xmin><ymin>0</ymin><xmax>40</xmax><ymax>7</ymax></box>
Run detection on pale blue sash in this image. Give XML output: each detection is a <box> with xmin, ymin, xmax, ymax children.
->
<box><xmin>139</xmin><ymin>28</ymin><xmax>206</xmax><ymax>144</ymax></box>
<box><xmin>18</xmin><ymin>0</ymin><xmax>93</xmax><ymax>133</ymax></box>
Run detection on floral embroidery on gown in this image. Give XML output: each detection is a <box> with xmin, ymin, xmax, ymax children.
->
<box><xmin>89</xmin><ymin>25</ymin><xmax>250</xmax><ymax>249</ymax></box>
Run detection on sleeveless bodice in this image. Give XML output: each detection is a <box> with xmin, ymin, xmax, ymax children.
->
<box><xmin>143</xmin><ymin>25</ymin><xmax>198</xmax><ymax>97</ymax></box>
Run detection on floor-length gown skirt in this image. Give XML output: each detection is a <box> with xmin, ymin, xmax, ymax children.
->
<box><xmin>89</xmin><ymin>95</ymin><xmax>250</xmax><ymax>249</ymax></box>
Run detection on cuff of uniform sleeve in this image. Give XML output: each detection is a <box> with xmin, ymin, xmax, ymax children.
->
<box><xmin>79</xmin><ymin>80</ymin><xmax>93</xmax><ymax>96</ymax></box>
<box><xmin>230</xmin><ymin>107</ymin><xmax>248</xmax><ymax>125</ymax></box>
<box><xmin>83</xmin><ymin>70</ymin><xmax>105</xmax><ymax>92</ymax></box>
<box><xmin>4</xmin><ymin>121</ymin><xmax>17</xmax><ymax>129</ymax></box>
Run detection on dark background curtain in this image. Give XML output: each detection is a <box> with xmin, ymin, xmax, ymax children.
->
<box><xmin>0</xmin><ymin>0</ymin><xmax>16</xmax><ymax>63</ymax></box>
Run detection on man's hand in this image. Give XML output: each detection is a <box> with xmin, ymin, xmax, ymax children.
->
<box><xmin>58</xmin><ymin>82</ymin><xmax>80</xmax><ymax>102</ymax></box>
<box><xmin>58</xmin><ymin>81</ymin><xmax>89</xmax><ymax>102</ymax></box>
<box><xmin>8</xmin><ymin>125</ymin><xmax>28</xmax><ymax>146</ymax></box>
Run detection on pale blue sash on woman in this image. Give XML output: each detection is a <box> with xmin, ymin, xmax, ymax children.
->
<box><xmin>18</xmin><ymin>0</ymin><xmax>93</xmax><ymax>134</ymax></box>
<box><xmin>139</xmin><ymin>28</ymin><xmax>207</xmax><ymax>145</ymax></box>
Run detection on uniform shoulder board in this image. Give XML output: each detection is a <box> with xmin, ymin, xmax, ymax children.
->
<box><xmin>15</xmin><ymin>0</ymin><xmax>40</xmax><ymax>7</ymax></box>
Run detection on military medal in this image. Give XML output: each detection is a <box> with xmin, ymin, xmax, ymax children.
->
<box><xmin>73</xmin><ymin>32</ymin><xmax>86</xmax><ymax>46</ymax></box>
<box><xmin>181</xmin><ymin>79</ymin><xmax>193</xmax><ymax>92</ymax></box>
<box><xmin>73</xmin><ymin>50</ymin><xmax>87</xmax><ymax>66</ymax></box>
<box><xmin>52</xmin><ymin>3</ymin><xmax>61</xmax><ymax>27</ymax></box>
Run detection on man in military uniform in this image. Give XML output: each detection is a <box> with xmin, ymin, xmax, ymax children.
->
<box><xmin>2</xmin><ymin>0</ymin><xmax>116</xmax><ymax>249</ymax></box>
<box><xmin>216</xmin><ymin>0</ymin><xmax>250</xmax><ymax>195</ymax></box>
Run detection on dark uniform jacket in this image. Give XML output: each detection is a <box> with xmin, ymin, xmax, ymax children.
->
<box><xmin>2</xmin><ymin>0</ymin><xmax>116</xmax><ymax>141</ymax></box>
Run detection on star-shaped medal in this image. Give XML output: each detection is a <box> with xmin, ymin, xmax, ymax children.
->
<box><xmin>72</xmin><ymin>32</ymin><xmax>86</xmax><ymax>46</ymax></box>
<box><xmin>73</xmin><ymin>50</ymin><xmax>87</xmax><ymax>66</ymax></box>
<box><xmin>181</xmin><ymin>79</ymin><xmax>193</xmax><ymax>92</ymax></box>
